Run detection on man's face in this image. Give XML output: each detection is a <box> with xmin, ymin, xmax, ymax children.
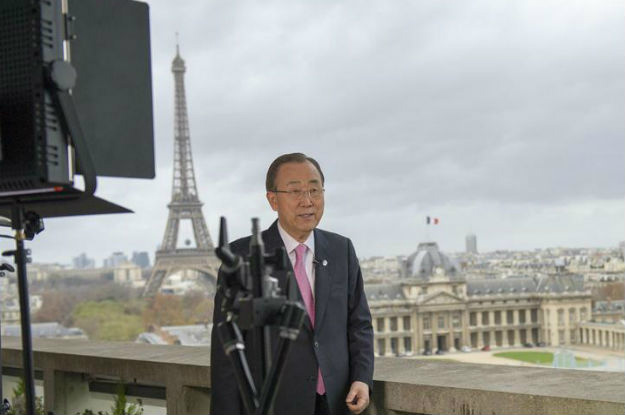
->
<box><xmin>266</xmin><ymin>161</ymin><xmax>325</xmax><ymax>242</ymax></box>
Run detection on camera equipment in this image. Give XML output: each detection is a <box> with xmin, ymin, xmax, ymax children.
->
<box><xmin>0</xmin><ymin>0</ymin><xmax>154</xmax><ymax>413</ymax></box>
<box><xmin>215</xmin><ymin>217</ymin><xmax>307</xmax><ymax>415</ymax></box>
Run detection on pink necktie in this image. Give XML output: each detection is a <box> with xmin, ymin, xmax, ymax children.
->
<box><xmin>294</xmin><ymin>244</ymin><xmax>326</xmax><ymax>395</ymax></box>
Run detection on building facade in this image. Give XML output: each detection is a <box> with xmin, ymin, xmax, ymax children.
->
<box><xmin>367</xmin><ymin>242</ymin><xmax>592</xmax><ymax>356</ymax></box>
<box><xmin>72</xmin><ymin>253</ymin><xmax>95</xmax><ymax>269</ymax></box>
<box><xmin>466</xmin><ymin>234</ymin><xmax>478</xmax><ymax>254</ymax></box>
<box><xmin>132</xmin><ymin>251</ymin><xmax>151</xmax><ymax>268</ymax></box>
<box><xmin>113</xmin><ymin>261</ymin><xmax>144</xmax><ymax>288</ymax></box>
<box><xmin>103</xmin><ymin>252</ymin><xmax>128</xmax><ymax>269</ymax></box>
<box><xmin>577</xmin><ymin>321</ymin><xmax>625</xmax><ymax>352</ymax></box>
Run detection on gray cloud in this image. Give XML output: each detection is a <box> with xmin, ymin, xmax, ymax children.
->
<box><xmin>16</xmin><ymin>0</ymin><xmax>624</xmax><ymax>265</ymax></box>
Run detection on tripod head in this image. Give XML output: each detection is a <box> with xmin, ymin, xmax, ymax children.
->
<box><xmin>214</xmin><ymin>217</ymin><xmax>293</xmax><ymax>328</ymax></box>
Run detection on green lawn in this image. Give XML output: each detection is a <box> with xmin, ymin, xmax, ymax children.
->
<box><xmin>495</xmin><ymin>351</ymin><xmax>554</xmax><ymax>364</ymax></box>
<box><xmin>493</xmin><ymin>351</ymin><xmax>599</xmax><ymax>367</ymax></box>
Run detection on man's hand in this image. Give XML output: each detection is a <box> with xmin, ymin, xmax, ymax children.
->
<box><xmin>345</xmin><ymin>380</ymin><xmax>369</xmax><ymax>414</ymax></box>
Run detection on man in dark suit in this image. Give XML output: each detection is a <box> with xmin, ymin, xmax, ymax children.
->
<box><xmin>211</xmin><ymin>153</ymin><xmax>374</xmax><ymax>415</ymax></box>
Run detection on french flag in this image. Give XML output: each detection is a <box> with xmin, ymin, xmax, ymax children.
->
<box><xmin>426</xmin><ymin>216</ymin><xmax>439</xmax><ymax>225</ymax></box>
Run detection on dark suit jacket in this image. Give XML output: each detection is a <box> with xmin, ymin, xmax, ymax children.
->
<box><xmin>210</xmin><ymin>220</ymin><xmax>374</xmax><ymax>415</ymax></box>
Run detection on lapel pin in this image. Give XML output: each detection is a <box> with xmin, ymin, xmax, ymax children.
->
<box><xmin>322</xmin><ymin>259</ymin><xmax>328</xmax><ymax>267</ymax></box>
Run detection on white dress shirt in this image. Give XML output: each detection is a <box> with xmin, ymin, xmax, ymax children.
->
<box><xmin>277</xmin><ymin>221</ymin><xmax>316</xmax><ymax>298</ymax></box>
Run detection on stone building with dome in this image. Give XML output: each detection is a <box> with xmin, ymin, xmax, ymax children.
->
<box><xmin>366</xmin><ymin>242</ymin><xmax>593</xmax><ymax>356</ymax></box>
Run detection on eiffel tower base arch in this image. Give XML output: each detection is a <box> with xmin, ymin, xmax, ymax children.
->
<box><xmin>143</xmin><ymin>249</ymin><xmax>220</xmax><ymax>297</ymax></box>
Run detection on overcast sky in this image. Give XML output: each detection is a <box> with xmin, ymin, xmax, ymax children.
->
<box><xmin>20</xmin><ymin>0</ymin><xmax>625</xmax><ymax>265</ymax></box>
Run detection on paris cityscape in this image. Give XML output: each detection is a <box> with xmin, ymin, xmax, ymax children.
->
<box><xmin>3</xmin><ymin>237</ymin><xmax>623</xmax><ymax>358</ymax></box>
<box><xmin>1</xmin><ymin>42</ymin><xmax>622</xmax><ymax>374</ymax></box>
<box><xmin>0</xmin><ymin>1</ymin><xmax>623</xmax><ymax>414</ymax></box>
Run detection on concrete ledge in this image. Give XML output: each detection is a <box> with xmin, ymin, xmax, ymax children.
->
<box><xmin>3</xmin><ymin>337</ymin><xmax>624</xmax><ymax>415</ymax></box>
<box><xmin>2</xmin><ymin>336</ymin><xmax>210</xmax><ymax>414</ymax></box>
<box><xmin>371</xmin><ymin>357</ymin><xmax>625</xmax><ymax>415</ymax></box>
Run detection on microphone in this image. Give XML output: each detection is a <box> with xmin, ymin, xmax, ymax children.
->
<box><xmin>313</xmin><ymin>258</ymin><xmax>327</xmax><ymax>267</ymax></box>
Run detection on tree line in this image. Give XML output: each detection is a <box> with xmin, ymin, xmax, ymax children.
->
<box><xmin>31</xmin><ymin>275</ymin><xmax>214</xmax><ymax>341</ymax></box>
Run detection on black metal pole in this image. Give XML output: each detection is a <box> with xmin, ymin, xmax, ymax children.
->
<box><xmin>248</xmin><ymin>218</ymin><xmax>269</xmax><ymax>386</ymax></box>
<box><xmin>1</xmin><ymin>236</ymin><xmax>17</xmax><ymax>414</ymax></box>
<box><xmin>11</xmin><ymin>206</ymin><xmax>36</xmax><ymax>415</ymax></box>
<box><xmin>218</xmin><ymin>321</ymin><xmax>259</xmax><ymax>415</ymax></box>
<box><xmin>0</xmin><ymin>308</ymin><xmax>3</xmax><ymax>409</ymax></box>
<box><xmin>257</xmin><ymin>301</ymin><xmax>306</xmax><ymax>415</ymax></box>
<box><xmin>257</xmin><ymin>336</ymin><xmax>289</xmax><ymax>415</ymax></box>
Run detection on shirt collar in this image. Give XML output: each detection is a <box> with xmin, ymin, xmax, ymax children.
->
<box><xmin>277</xmin><ymin>221</ymin><xmax>315</xmax><ymax>255</ymax></box>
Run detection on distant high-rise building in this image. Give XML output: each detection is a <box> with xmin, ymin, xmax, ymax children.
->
<box><xmin>72</xmin><ymin>253</ymin><xmax>95</xmax><ymax>269</ymax></box>
<box><xmin>103</xmin><ymin>252</ymin><xmax>128</xmax><ymax>268</ymax></box>
<box><xmin>619</xmin><ymin>241</ymin><xmax>625</xmax><ymax>260</ymax></box>
<box><xmin>466</xmin><ymin>234</ymin><xmax>478</xmax><ymax>254</ymax></box>
<box><xmin>132</xmin><ymin>251</ymin><xmax>151</xmax><ymax>268</ymax></box>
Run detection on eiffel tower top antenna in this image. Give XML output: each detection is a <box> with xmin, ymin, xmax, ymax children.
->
<box><xmin>142</xmin><ymin>40</ymin><xmax>219</xmax><ymax>297</ymax></box>
<box><xmin>170</xmin><ymin>37</ymin><xmax>198</xmax><ymax>204</ymax></box>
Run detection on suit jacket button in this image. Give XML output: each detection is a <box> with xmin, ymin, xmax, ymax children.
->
<box><xmin>314</xmin><ymin>341</ymin><xmax>319</xmax><ymax>348</ymax></box>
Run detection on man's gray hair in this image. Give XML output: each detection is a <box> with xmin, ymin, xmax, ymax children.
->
<box><xmin>265</xmin><ymin>153</ymin><xmax>325</xmax><ymax>191</ymax></box>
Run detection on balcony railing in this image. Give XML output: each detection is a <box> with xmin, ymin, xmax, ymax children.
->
<box><xmin>2</xmin><ymin>336</ymin><xmax>624</xmax><ymax>415</ymax></box>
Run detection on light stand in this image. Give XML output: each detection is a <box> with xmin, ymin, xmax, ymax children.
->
<box><xmin>0</xmin><ymin>31</ymin><xmax>98</xmax><ymax>415</ymax></box>
<box><xmin>0</xmin><ymin>259</ymin><xmax>15</xmax><ymax>414</ymax></box>
<box><xmin>1</xmin><ymin>1</ymin><xmax>154</xmax><ymax>413</ymax></box>
<box><xmin>1</xmin><ymin>208</ymin><xmax>44</xmax><ymax>415</ymax></box>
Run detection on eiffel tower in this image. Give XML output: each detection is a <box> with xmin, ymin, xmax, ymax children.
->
<box><xmin>143</xmin><ymin>43</ymin><xmax>219</xmax><ymax>297</ymax></box>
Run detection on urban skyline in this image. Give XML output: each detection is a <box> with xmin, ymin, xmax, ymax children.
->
<box><xmin>40</xmin><ymin>240</ymin><xmax>625</xmax><ymax>269</ymax></box>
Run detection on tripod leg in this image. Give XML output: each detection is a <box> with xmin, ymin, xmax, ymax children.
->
<box><xmin>0</xmin><ymin>325</ymin><xmax>3</xmax><ymax>408</ymax></box>
<box><xmin>217</xmin><ymin>321</ymin><xmax>259</xmax><ymax>414</ymax></box>
<box><xmin>257</xmin><ymin>337</ymin><xmax>289</xmax><ymax>415</ymax></box>
<box><xmin>257</xmin><ymin>302</ymin><xmax>307</xmax><ymax>415</ymax></box>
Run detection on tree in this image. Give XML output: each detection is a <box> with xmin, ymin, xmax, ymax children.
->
<box><xmin>142</xmin><ymin>292</ymin><xmax>214</xmax><ymax>328</ymax></box>
<box><xmin>72</xmin><ymin>300</ymin><xmax>144</xmax><ymax>341</ymax></box>
<box><xmin>32</xmin><ymin>277</ymin><xmax>142</xmax><ymax>328</ymax></box>
<box><xmin>142</xmin><ymin>294</ymin><xmax>186</xmax><ymax>327</ymax></box>
<box><xmin>33</xmin><ymin>291</ymin><xmax>77</xmax><ymax>326</ymax></box>
<box><xmin>182</xmin><ymin>291</ymin><xmax>214</xmax><ymax>324</ymax></box>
